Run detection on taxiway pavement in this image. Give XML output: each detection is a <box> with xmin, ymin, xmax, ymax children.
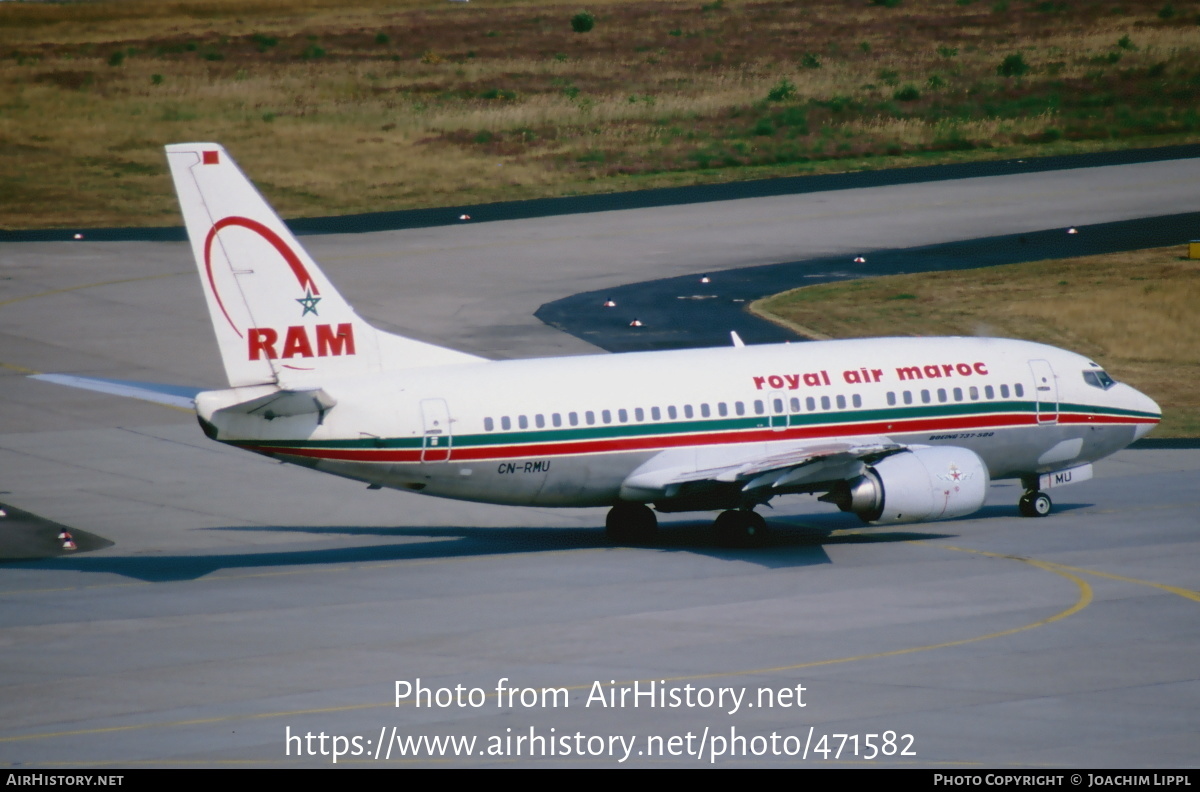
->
<box><xmin>1</xmin><ymin>156</ymin><xmax>1198</xmax><ymax>766</ymax></box>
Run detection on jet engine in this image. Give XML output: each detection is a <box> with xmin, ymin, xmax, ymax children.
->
<box><xmin>823</xmin><ymin>446</ymin><xmax>990</xmax><ymax>524</ymax></box>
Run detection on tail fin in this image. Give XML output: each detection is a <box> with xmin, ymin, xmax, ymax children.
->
<box><xmin>165</xmin><ymin>143</ymin><xmax>483</xmax><ymax>389</ymax></box>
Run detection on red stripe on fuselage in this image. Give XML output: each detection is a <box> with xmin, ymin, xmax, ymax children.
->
<box><xmin>234</xmin><ymin>409</ymin><xmax>1156</xmax><ymax>464</ymax></box>
<box><xmin>1057</xmin><ymin>413</ymin><xmax>1158</xmax><ymax>426</ymax></box>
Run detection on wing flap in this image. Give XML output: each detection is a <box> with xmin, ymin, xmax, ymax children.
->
<box><xmin>619</xmin><ymin>437</ymin><xmax>906</xmax><ymax>508</ymax></box>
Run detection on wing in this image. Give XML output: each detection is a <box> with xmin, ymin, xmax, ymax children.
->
<box><xmin>618</xmin><ymin>436</ymin><xmax>907</xmax><ymax>513</ymax></box>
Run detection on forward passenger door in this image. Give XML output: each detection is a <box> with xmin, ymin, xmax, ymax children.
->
<box><xmin>1028</xmin><ymin>360</ymin><xmax>1058</xmax><ymax>425</ymax></box>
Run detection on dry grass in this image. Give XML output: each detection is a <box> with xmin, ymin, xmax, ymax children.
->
<box><xmin>752</xmin><ymin>246</ymin><xmax>1200</xmax><ymax>437</ymax></box>
<box><xmin>3</xmin><ymin>0</ymin><xmax>1200</xmax><ymax>228</ymax></box>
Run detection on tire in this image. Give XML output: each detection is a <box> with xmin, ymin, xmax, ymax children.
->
<box><xmin>714</xmin><ymin>510</ymin><xmax>768</xmax><ymax>548</ymax></box>
<box><xmin>605</xmin><ymin>502</ymin><xmax>658</xmax><ymax>543</ymax></box>
<box><xmin>1019</xmin><ymin>491</ymin><xmax>1052</xmax><ymax>518</ymax></box>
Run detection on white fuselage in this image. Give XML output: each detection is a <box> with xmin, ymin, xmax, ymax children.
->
<box><xmin>196</xmin><ymin>336</ymin><xmax>1160</xmax><ymax>511</ymax></box>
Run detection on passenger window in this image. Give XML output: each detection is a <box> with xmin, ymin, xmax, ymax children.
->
<box><xmin>790</xmin><ymin>397</ymin><xmax>800</xmax><ymax>412</ymax></box>
<box><xmin>1000</xmin><ymin>384</ymin><xmax>1010</xmax><ymax>399</ymax></box>
<box><xmin>754</xmin><ymin>400</ymin><xmax>765</xmax><ymax>415</ymax></box>
<box><xmin>953</xmin><ymin>388</ymin><xmax>963</xmax><ymax>402</ymax></box>
<box><xmin>484</xmin><ymin>417</ymin><xmax>495</xmax><ymax>431</ymax></box>
<box><xmin>735</xmin><ymin>402</ymin><xmax>746</xmax><ymax>416</ymax></box>
<box><xmin>501</xmin><ymin>416</ymin><xmax>512</xmax><ymax>430</ymax></box>
<box><xmin>821</xmin><ymin>396</ymin><xmax>831</xmax><ymax>410</ymax></box>
<box><xmin>836</xmin><ymin>395</ymin><xmax>846</xmax><ymax>409</ymax></box>
<box><xmin>984</xmin><ymin>385</ymin><xmax>994</xmax><ymax>399</ymax></box>
<box><xmin>585</xmin><ymin>411</ymin><xmax>595</xmax><ymax>425</ymax></box>
<box><xmin>519</xmin><ymin>415</ymin><xmax>528</xmax><ymax>429</ymax></box>
<box><xmin>618</xmin><ymin>408</ymin><xmax>628</xmax><ymax>423</ymax></box>
<box><xmin>887</xmin><ymin>392</ymin><xmax>896</xmax><ymax>406</ymax></box>
<box><xmin>535</xmin><ymin>414</ymin><xmax>545</xmax><ymax>428</ymax></box>
<box><xmin>552</xmin><ymin>413</ymin><xmax>562</xmax><ymax>427</ymax></box>
<box><xmin>634</xmin><ymin>407</ymin><xmax>644</xmax><ymax>421</ymax></box>
<box><xmin>806</xmin><ymin>397</ymin><xmax>816</xmax><ymax>411</ymax></box>
<box><xmin>601</xmin><ymin>410</ymin><xmax>611</xmax><ymax>424</ymax></box>
<box><xmin>852</xmin><ymin>394</ymin><xmax>862</xmax><ymax>408</ymax></box>
<box><xmin>667</xmin><ymin>406</ymin><xmax>678</xmax><ymax>420</ymax></box>
<box><xmin>969</xmin><ymin>386</ymin><xmax>979</xmax><ymax>401</ymax></box>
<box><xmin>651</xmin><ymin>406</ymin><xmax>662</xmax><ymax>421</ymax></box>
<box><xmin>921</xmin><ymin>390</ymin><xmax>931</xmax><ymax>404</ymax></box>
<box><xmin>718</xmin><ymin>402</ymin><xmax>728</xmax><ymax>417</ymax></box>
<box><xmin>569</xmin><ymin>412</ymin><xmax>579</xmax><ymax>426</ymax></box>
<box><xmin>903</xmin><ymin>391</ymin><xmax>913</xmax><ymax>405</ymax></box>
<box><xmin>773</xmin><ymin>398</ymin><xmax>784</xmax><ymax>413</ymax></box>
<box><xmin>1014</xmin><ymin>383</ymin><xmax>1024</xmax><ymax>397</ymax></box>
<box><xmin>684</xmin><ymin>405</ymin><xmax>694</xmax><ymax>419</ymax></box>
<box><xmin>701</xmin><ymin>403</ymin><xmax>711</xmax><ymax>418</ymax></box>
<box><xmin>937</xmin><ymin>389</ymin><xmax>947</xmax><ymax>403</ymax></box>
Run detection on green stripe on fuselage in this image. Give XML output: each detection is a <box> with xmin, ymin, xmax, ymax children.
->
<box><xmin>228</xmin><ymin>399</ymin><xmax>1155</xmax><ymax>454</ymax></box>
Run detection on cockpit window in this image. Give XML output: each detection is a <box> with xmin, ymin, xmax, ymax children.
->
<box><xmin>1082</xmin><ymin>369</ymin><xmax>1116</xmax><ymax>390</ymax></box>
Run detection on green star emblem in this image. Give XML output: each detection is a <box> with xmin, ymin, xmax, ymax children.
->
<box><xmin>297</xmin><ymin>288</ymin><xmax>321</xmax><ymax>317</ymax></box>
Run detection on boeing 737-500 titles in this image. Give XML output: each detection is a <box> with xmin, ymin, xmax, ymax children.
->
<box><xmin>34</xmin><ymin>144</ymin><xmax>1162</xmax><ymax>546</ymax></box>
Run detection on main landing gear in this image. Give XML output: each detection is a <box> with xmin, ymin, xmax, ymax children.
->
<box><xmin>605</xmin><ymin>502</ymin><xmax>658</xmax><ymax>543</ymax></box>
<box><xmin>713</xmin><ymin>509</ymin><xmax>768</xmax><ymax>548</ymax></box>
<box><xmin>604</xmin><ymin>504</ymin><xmax>769</xmax><ymax>547</ymax></box>
<box><xmin>1018</xmin><ymin>490</ymin><xmax>1053</xmax><ymax>518</ymax></box>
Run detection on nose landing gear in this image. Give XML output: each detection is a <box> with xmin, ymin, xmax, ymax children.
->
<box><xmin>1018</xmin><ymin>490</ymin><xmax>1052</xmax><ymax>518</ymax></box>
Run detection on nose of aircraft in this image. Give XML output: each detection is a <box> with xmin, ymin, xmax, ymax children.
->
<box><xmin>1130</xmin><ymin>387</ymin><xmax>1162</xmax><ymax>440</ymax></box>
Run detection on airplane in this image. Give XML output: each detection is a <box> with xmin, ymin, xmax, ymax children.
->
<box><xmin>34</xmin><ymin>143</ymin><xmax>1163</xmax><ymax>547</ymax></box>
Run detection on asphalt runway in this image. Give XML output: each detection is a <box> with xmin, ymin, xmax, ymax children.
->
<box><xmin>2</xmin><ymin>156</ymin><xmax>1199</xmax><ymax>767</ymax></box>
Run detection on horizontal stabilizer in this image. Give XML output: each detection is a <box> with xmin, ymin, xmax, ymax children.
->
<box><xmin>212</xmin><ymin>388</ymin><xmax>337</xmax><ymax>421</ymax></box>
<box><xmin>30</xmin><ymin>374</ymin><xmax>201</xmax><ymax>409</ymax></box>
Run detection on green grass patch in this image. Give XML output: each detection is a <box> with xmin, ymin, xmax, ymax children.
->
<box><xmin>752</xmin><ymin>247</ymin><xmax>1200</xmax><ymax>437</ymax></box>
<box><xmin>1</xmin><ymin>0</ymin><xmax>1197</xmax><ymax>229</ymax></box>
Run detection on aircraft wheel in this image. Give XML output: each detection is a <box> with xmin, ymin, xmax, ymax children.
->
<box><xmin>1018</xmin><ymin>491</ymin><xmax>1052</xmax><ymax>518</ymax></box>
<box><xmin>713</xmin><ymin>510</ymin><xmax>768</xmax><ymax>548</ymax></box>
<box><xmin>605</xmin><ymin>502</ymin><xmax>658</xmax><ymax>543</ymax></box>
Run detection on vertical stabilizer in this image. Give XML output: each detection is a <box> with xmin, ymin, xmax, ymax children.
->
<box><xmin>165</xmin><ymin>143</ymin><xmax>482</xmax><ymax>388</ymax></box>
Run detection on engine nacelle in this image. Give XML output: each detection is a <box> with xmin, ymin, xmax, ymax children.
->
<box><xmin>838</xmin><ymin>446</ymin><xmax>990</xmax><ymax>525</ymax></box>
